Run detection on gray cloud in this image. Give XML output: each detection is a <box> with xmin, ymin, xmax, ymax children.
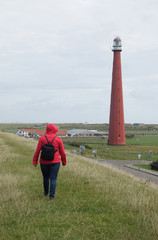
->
<box><xmin>0</xmin><ymin>0</ymin><xmax>158</xmax><ymax>123</ymax></box>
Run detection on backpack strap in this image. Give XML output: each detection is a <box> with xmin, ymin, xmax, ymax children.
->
<box><xmin>44</xmin><ymin>135</ymin><xmax>56</xmax><ymax>146</ymax></box>
<box><xmin>51</xmin><ymin>136</ymin><xmax>56</xmax><ymax>145</ymax></box>
<box><xmin>51</xmin><ymin>136</ymin><xmax>58</xmax><ymax>153</ymax></box>
<box><xmin>44</xmin><ymin>135</ymin><xmax>49</xmax><ymax>144</ymax></box>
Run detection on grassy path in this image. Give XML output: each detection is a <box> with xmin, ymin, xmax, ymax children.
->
<box><xmin>0</xmin><ymin>132</ymin><xmax>158</xmax><ymax>240</ymax></box>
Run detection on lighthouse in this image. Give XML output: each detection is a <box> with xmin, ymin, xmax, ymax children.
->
<box><xmin>108</xmin><ymin>37</ymin><xmax>125</xmax><ymax>145</ymax></box>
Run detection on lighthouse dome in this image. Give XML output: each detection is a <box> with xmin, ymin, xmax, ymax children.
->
<box><xmin>113</xmin><ymin>37</ymin><xmax>122</xmax><ymax>51</ymax></box>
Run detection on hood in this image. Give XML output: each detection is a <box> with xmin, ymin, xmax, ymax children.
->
<box><xmin>46</xmin><ymin>124</ymin><xmax>58</xmax><ymax>134</ymax></box>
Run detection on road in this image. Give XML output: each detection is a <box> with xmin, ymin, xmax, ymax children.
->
<box><xmin>92</xmin><ymin>159</ymin><xmax>158</xmax><ymax>186</ymax></box>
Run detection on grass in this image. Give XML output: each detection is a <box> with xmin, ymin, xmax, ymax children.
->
<box><xmin>1</xmin><ymin>132</ymin><xmax>158</xmax><ymax>239</ymax></box>
<box><xmin>63</xmin><ymin>136</ymin><xmax>158</xmax><ymax>161</ymax></box>
<box><xmin>134</xmin><ymin>164</ymin><xmax>158</xmax><ymax>172</ymax></box>
<box><xmin>0</xmin><ymin>123</ymin><xmax>158</xmax><ymax>161</ymax></box>
<box><xmin>1</xmin><ymin>122</ymin><xmax>158</xmax><ymax>135</ymax></box>
<box><xmin>0</xmin><ymin>123</ymin><xmax>47</xmax><ymax>134</ymax></box>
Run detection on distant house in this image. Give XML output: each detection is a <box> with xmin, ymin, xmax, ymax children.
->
<box><xmin>16</xmin><ymin>129</ymin><xmax>68</xmax><ymax>138</ymax></box>
<box><xmin>16</xmin><ymin>129</ymin><xmax>45</xmax><ymax>137</ymax></box>
<box><xmin>73</xmin><ymin>130</ymin><xmax>96</xmax><ymax>137</ymax></box>
<box><xmin>57</xmin><ymin>130</ymin><xmax>68</xmax><ymax>137</ymax></box>
<box><xmin>133</xmin><ymin>123</ymin><xmax>144</xmax><ymax>126</ymax></box>
<box><xmin>94</xmin><ymin>131</ymin><xmax>108</xmax><ymax>137</ymax></box>
<box><xmin>16</xmin><ymin>129</ymin><xmax>30</xmax><ymax>137</ymax></box>
<box><xmin>67</xmin><ymin>129</ymin><xmax>96</xmax><ymax>137</ymax></box>
<box><xmin>125</xmin><ymin>123</ymin><xmax>132</xmax><ymax>126</ymax></box>
<box><xmin>67</xmin><ymin>129</ymin><xmax>88</xmax><ymax>137</ymax></box>
<box><xmin>67</xmin><ymin>129</ymin><xmax>107</xmax><ymax>137</ymax></box>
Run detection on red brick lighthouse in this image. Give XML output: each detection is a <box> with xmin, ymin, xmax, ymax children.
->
<box><xmin>108</xmin><ymin>37</ymin><xmax>125</xmax><ymax>145</ymax></box>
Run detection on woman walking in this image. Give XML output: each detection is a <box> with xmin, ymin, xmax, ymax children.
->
<box><xmin>33</xmin><ymin>123</ymin><xmax>66</xmax><ymax>200</ymax></box>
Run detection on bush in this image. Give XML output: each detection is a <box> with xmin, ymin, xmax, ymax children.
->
<box><xmin>67</xmin><ymin>142</ymin><xmax>92</xmax><ymax>149</ymax></box>
<box><xmin>151</xmin><ymin>161</ymin><xmax>158</xmax><ymax>171</ymax></box>
<box><xmin>67</xmin><ymin>142</ymin><xmax>80</xmax><ymax>147</ymax></box>
<box><xmin>84</xmin><ymin>144</ymin><xmax>92</xmax><ymax>149</ymax></box>
<box><xmin>125</xmin><ymin>134</ymin><xmax>134</xmax><ymax>139</ymax></box>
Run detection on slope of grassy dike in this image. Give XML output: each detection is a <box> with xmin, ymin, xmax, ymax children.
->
<box><xmin>0</xmin><ymin>132</ymin><xmax>158</xmax><ymax>240</ymax></box>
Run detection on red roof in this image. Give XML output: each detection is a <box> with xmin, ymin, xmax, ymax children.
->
<box><xmin>57</xmin><ymin>130</ymin><xmax>67</xmax><ymax>136</ymax></box>
<box><xmin>20</xmin><ymin>129</ymin><xmax>67</xmax><ymax>136</ymax></box>
<box><xmin>21</xmin><ymin>129</ymin><xmax>45</xmax><ymax>135</ymax></box>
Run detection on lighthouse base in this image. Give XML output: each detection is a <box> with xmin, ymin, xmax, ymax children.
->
<box><xmin>107</xmin><ymin>139</ymin><xmax>126</xmax><ymax>146</ymax></box>
<box><xmin>107</xmin><ymin>143</ymin><xmax>126</xmax><ymax>146</ymax></box>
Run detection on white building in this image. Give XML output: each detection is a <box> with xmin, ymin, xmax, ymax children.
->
<box><xmin>16</xmin><ymin>129</ymin><xmax>29</xmax><ymax>137</ymax></box>
<box><xmin>67</xmin><ymin>129</ymin><xmax>98</xmax><ymax>137</ymax></box>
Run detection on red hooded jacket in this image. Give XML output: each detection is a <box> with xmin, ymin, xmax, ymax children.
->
<box><xmin>33</xmin><ymin>124</ymin><xmax>66</xmax><ymax>166</ymax></box>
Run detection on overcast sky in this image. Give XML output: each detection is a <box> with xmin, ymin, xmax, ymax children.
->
<box><xmin>0</xmin><ymin>0</ymin><xmax>158</xmax><ymax>124</ymax></box>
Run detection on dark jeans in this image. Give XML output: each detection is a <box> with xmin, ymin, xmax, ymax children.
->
<box><xmin>40</xmin><ymin>163</ymin><xmax>60</xmax><ymax>198</ymax></box>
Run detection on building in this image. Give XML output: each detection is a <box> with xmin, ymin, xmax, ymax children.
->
<box><xmin>16</xmin><ymin>129</ymin><xmax>67</xmax><ymax>138</ymax></box>
<box><xmin>108</xmin><ymin>37</ymin><xmax>126</xmax><ymax>145</ymax></box>
<box><xmin>67</xmin><ymin>129</ymin><xmax>107</xmax><ymax>137</ymax></box>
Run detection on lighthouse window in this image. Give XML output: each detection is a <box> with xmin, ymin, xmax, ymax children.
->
<box><xmin>118</xmin><ymin>99</ymin><xmax>120</xmax><ymax>102</ymax></box>
<box><xmin>118</xmin><ymin>122</ymin><xmax>120</xmax><ymax>125</ymax></box>
<box><xmin>118</xmin><ymin>77</ymin><xmax>119</xmax><ymax>80</ymax></box>
<box><xmin>117</xmin><ymin>56</ymin><xmax>119</xmax><ymax>60</ymax></box>
<box><xmin>117</xmin><ymin>66</ymin><xmax>119</xmax><ymax>70</ymax></box>
<box><xmin>118</xmin><ymin>110</ymin><xmax>120</xmax><ymax>113</ymax></box>
<box><xmin>118</xmin><ymin>88</ymin><xmax>120</xmax><ymax>91</ymax></box>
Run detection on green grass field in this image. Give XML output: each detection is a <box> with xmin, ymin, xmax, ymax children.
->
<box><xmin>0</xmin><ymin>123</ymin><xmax>158</xmax><ymax>161</ymax></box>
<box><xmin>1</xmin><ymin>132</ymin><xmax>158</xmax><ymax>239</ymax></box>
<box><xmin>0</xmin><ymin>123</ymin><xmax>47</xmax><ymax>134</ymax></box>
<box><xmin>63</xmin><ymin>135</ymin><xmax>158</xmax><ymax>161</ymax></box>
<box><xmin>134</xmin><ymin>164</ymin><xmax>153</xmax><ymax>171</ymax></box>
<box><xmin>1</xmin><ymin>122</ymin><xmax>158</xmax><ymax>135</ymax></box>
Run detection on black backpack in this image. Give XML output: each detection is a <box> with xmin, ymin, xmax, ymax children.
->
<box><xmin>41</xmin><ymin>135</ymin><xmax>57</xmax><ymax>161</ymax></box>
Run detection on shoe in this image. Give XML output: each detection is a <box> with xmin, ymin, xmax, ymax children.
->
<box><xmin>50</xmin><ymin>197</ymin><xmax>54</xmax><ymax>201</ymax></box>
<box><xmin>43</xmin><ymin>193</ymin><xmax>48</xmax><ymax>197</ymax></box>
